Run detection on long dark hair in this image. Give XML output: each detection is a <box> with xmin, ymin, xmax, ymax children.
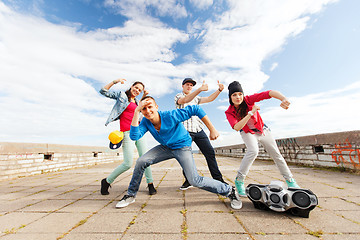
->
<box><xmin>229</xmin><ymin>93</ymin><xmax>248</xmax><ymax>119</ymax></box>
<box><xmin>125</xmin><ymin>81</ymin><xmax>145</xmax><ymax>102</ymax></box>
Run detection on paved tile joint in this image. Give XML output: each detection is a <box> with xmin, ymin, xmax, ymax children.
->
<box><xmin>0</xmin><ymin>154</ymin><xmax>359</xmax><ymax>240</ymax></box>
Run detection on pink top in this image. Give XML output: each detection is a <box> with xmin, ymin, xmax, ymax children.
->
<box><xmin>119</xmin><ymin>102</ymin><xmax>137</xmax><ymax>132</ymax></box>
<box><xmin>225</xmin><ymin>90</ymin><xmax>271</xmax><ymax>134</ymax></box>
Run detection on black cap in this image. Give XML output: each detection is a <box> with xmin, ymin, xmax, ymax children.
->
<box><xmin>228</xmin><ymin>81</ymin><xmax>243</xmax><ymax>97</ymax></box>
<box><xmin>182</xmin><ymin>78</ymin><xmax>196</xmax><ymax>86</ymax></box>
<box><xmin>109</xmin><ymin>140</ymin><xmax>123</xmax><ymax>150</ymax></box>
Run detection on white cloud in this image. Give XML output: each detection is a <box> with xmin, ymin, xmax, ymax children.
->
<box><xmin>104</xmin><ymin>0</ymin><xmax>188</xmax><ymax>20</ymax></box>
<box><xmin>211</xmin><ymin>130</ymin><xmax>244</xmax><ymax>148</ymax></box>
<box><xmin>0</xmin><ymin>2</ymin><xmax>187</xmax><ymax>145</ymax></box>
<box><xmin>0</xmin><ymin>0</ymin><xmax>346</xmax><ymax>147</ymax></box>
<box><xmin>217</xmin><ymin>105</ymin><xmax>228</xmax><ymax>111</ymax></box>
<box><xmin>180</xmin><ymin>0</ymin><xmax>338</xmax><ymax>93</ymax></box>
<box><xmin>190</xmin><ymin>0</ymin><xmax>213</xmax><ymax>10</ymax></box>
<box><xmin>261</xmin><ymin>81</ymin><xmax>360</xmax><ymax>139</ymax></box>
<box><xmin>270</xmin><ymin>62</ymin><xmax>278</xmax><ymax>71</ymax></box>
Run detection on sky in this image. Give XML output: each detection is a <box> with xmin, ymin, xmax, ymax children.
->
<box><xmin>0</xmin><ymin>0</ymin><xmax>359</xmax><ymax>150</ymax></box>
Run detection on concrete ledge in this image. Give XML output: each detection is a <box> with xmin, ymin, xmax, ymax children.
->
<box><xmin>0</xmin><ymin>142</ymin><xmax>115</xmax><ymax>154</ymax></box>
<box><xmin>0</xmin><ymin>142</ymin><xmax>122</xmax><ymax>181</ymax></box>
<box><xmin>214</xmin><ymin>130</ymin><xmax>360</xmax><ymax>171</ymax></box>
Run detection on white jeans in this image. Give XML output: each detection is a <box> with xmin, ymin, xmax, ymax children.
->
<box><xmin>237</xmin><ymin>127</ymin><xmax>293</xmax><ymax>182</ymax></box>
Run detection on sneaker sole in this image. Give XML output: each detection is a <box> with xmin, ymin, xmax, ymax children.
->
<box><xmin>228</xmin><ymin>186</ymin><xmax>243</xmax><ymax>209</ymax></box>
<box><xmin>179</xmin><ymin>185</ymin><xmax>193</xmax><ymax>191</ymax></box>
<box><xmin>231</xmin><ymin>200</ymin><xmax>243</xmax><ymax>209</ymax></box>
<box><xmin>116</xmin><ymin>199</ymin><xmax>135</xmax><ymax>208</ymax></box>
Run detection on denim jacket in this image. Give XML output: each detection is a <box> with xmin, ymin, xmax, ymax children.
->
<box><xmin>100</xmin><ymin>87</ymin><xmax>135</xmax><ymax>126</ymax></box>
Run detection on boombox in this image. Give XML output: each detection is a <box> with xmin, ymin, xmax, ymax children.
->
<box><xmin>245</xmin><ymin>181</ymin><xmax>318</xmax><ymax>218</ymax></box>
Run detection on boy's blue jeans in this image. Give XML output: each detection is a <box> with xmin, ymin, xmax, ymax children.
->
<box><xmin>127</xmin><ymin>145</ymin><xmax>231</xmax><ymax>197</ymax></box>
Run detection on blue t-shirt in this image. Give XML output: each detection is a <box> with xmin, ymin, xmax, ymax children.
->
<box><xmin>130</xmin><ymin>105</ymin><xmax>206</xmax><ymax>149</ymax></box>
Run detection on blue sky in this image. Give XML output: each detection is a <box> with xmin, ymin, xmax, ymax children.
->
<box><xmin>0</xmin><ymin>0</ymin><xmax>359</xmax><ymax>149</ymax></box>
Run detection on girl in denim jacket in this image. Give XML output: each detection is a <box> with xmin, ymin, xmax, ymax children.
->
<box><xmin>99</xmin><ymin>79</ymin><xmax>156</xmax><ymax>196</ymax></box>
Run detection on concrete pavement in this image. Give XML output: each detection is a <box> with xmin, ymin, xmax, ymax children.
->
<box><xmin>0</xmin><ymin>154</ymin><xmax>359</xmax><ymax>240</ymax></box>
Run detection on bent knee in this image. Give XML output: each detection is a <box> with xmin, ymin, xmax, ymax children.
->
<box><xmin>246</xmin><ymin>149</ymin><xmax>259</xmax><ymax>157</ymax></box>
<box><xmin>122</xmin><ymin>163</ymin><xmax>132</xmax><ymax>170</ymax></box>
<box><xmin>135</xmin><ymin>158</ymin><xmax>150</xmax><ymax>168</ymax></box>
<box><xmin>187</xmin><ymin>176</ymin><xmax>202</xmax><ymax>187</ymax></box>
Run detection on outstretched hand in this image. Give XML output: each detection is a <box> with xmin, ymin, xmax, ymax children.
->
<box><xmin>217</xmin><ymin>80</ymin><xmax>224</xmax><ymax>91</ymax></box>
<box><xmin>136</xmin><ymin>98</ymin><xmax>152</xmax><ymax>112</ymax></box>
<box><xmin>280</xmin><ymin>98</ymin><xmax>290</xmax><ymax>109</ymax></box>
<box><xmin>280</xmin><ymin>99</ymin><xmax>290</xmax><ymax>110</ymax></box>
<box><xmin>209</xmin><ymin>129</ymin><xmax>220</xmax><ymax>140</ymax></box>
<box><xmin>199</xmin><ymin>80</ymin><xmax>209</xmax><ymax>92</ymax></box>
<box><xmin>251</xmin><ymin>105</ymin><xmax>260</xmax><ymax>114</ymax></box>
<box><xmin>113</xmin><ymin>78</ymin><xmax>126</xmax><ymax>84</ymax></box>
<box><xmin>143</xmin><ymin>89</ymin><xmax>149</xmax><ymax>96</ymax></box>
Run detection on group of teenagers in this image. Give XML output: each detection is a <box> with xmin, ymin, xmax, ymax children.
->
<box><xmin>99</xmin><ymin>77</ymin><xmax>300</xmax><ymax>210</ymax></box>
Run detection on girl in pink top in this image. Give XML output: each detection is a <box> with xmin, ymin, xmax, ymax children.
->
<box><xmin>119</xmin><ymin>101</ymin><xmax>137</xmax><ymax>132</ymax></box>
<box><xmin>100</xmin><ymin>79</ymin><xmax>156</xmax><ymax>196</ymax></box>
<box><xmin>225</xmin><ymin>81</ymin><xmax>299</xmax><ymax>196</ymax></box>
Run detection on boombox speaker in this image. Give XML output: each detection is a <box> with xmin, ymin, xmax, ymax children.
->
<box><xmin>246</xmin><ymin>181</ymin><xmax>318</xmax><ymax>218</ymax></box>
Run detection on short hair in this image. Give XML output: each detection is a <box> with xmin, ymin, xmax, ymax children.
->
<box><xmin>140</xmin><ymin>95</ymin><xmax>156</xmax><ymax>102</ymax></box>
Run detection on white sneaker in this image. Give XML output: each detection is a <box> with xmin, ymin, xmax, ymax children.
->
<box><xmin>228</xmin><ymin>186</ymin><xmax>242</xmax><ymax>209</ymax></box>
<box><xmin>116</xmin><ymin>195</ymin><xmax>135</xmax><ymax>208</ymax></box>
<box><xmin>179</xmin><ymin>180</ymin><xmax>193</xmax><ymax>190</ymax></box>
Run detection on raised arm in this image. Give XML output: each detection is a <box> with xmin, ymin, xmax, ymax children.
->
<box><xmin>103</xmin><ymin>78</ymin><xmax>126</xmax><ymax>90</ymax></box>
<box><xmin>269</xmin><ymin>90</ymin><xmax>290</xmax><ymax>110</ymax></box>
<box><xmin>142</xmin><ymin>89</ymin><xmax>149</xmax><ymax>98</ymax></box>
<box><xmin>177</xmin><ymin>80</ymin><xmax>208</xmax><ymax>105</ymax></box>
<box><xmin>131</xmin><ymin>99</ymin><xmax>146</xmax><ymax>127</ymax></box>
<box><xmin>232</xmin><ymin>105</ymin><xmax>260</xmax><ymax>131</ymax></box>
<box><xmin>200</xmin><ymin>80</ymin><xmax>224</xmax><ymax>104</ymax></box>
<box><xmin>99</xmin><ymin>78</ymin><xmax>127</xmax><ymax>99</ymax></box>
<box><xmin>199</xmin><ymin>89</ymin><xmax>221</xmax><ymax>104</ymax></box>
<box><xmin>130</xmin><ymin>98</ymin><xmax>153</xmax><ymax>141</ymax></box>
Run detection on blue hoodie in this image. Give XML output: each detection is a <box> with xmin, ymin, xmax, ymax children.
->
<box><xmin>130</xmin><ymin>105</ymin><xmax>206</xmax><ymax>149</ymax></box>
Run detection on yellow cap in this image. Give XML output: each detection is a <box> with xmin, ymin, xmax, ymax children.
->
<box><xmin>108</xmin><ymin>131</ymin><xmax>124</xmax><ymax>144</ymax></box>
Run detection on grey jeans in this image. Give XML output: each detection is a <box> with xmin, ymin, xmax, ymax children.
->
<box><xmin>127</xmin><ymin>145</ymin><xmax>231</xmax><ymax>197</ymax></box>
<box><xmin>237</xmin><ymin>127</ymin><xmax>293</xmax><ymax>181</ymax></box>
